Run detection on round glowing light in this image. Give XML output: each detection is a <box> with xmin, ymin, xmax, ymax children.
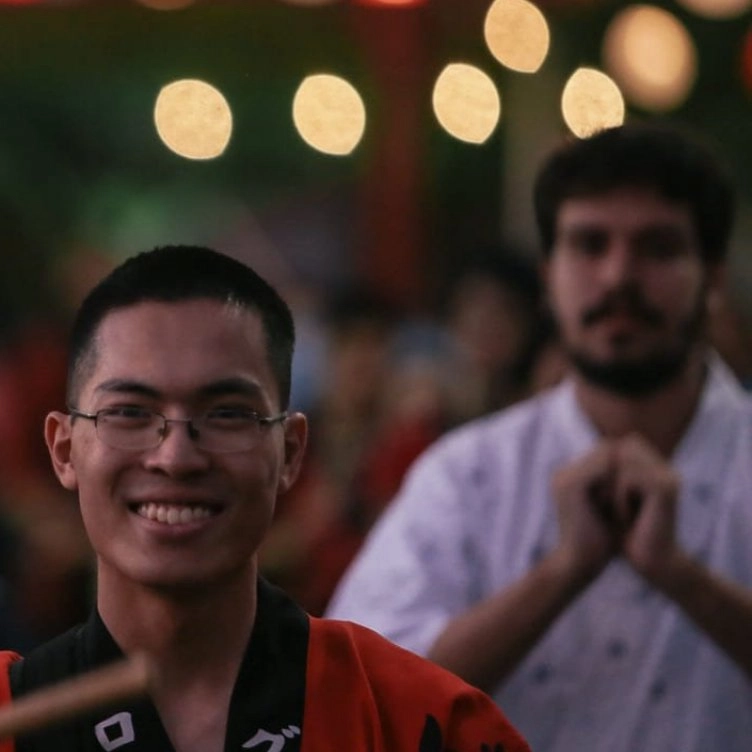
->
<box><xmin>154</xmin><ymin>79</ymin><xmax>233</xmax><ymax>160</ymax></box>
<box><xmin>136</xmin><ymin>0</ymin><xmax>196</xmax><ymax>9</ymax></box>
<box><xmin>483</xmin><ymin>0</ymin><xmax>550</xmax><ymax>74</ymax></box>
<box><xmin>561</xmin><ymin>67</ymin><xmax>625</xmax><ymax>139</ymax></box>
<box><xmin>432</xmin><ymin>63</ymin><xmax>501</xmax><ymax>144</ymax></box>
<box><xmin>675</xmin><ymin>0</ymin><xmax>751</xmax><ymax>19</ymax></box>
<box><xmin>602</xmin><ymin>5</ymin><xmax>697</xmax><ymax>112</ymax></box>
<box><xmin>292</xmin><ymin>74</ymin><xmax>366</xmax><ymax>156</ymax></box>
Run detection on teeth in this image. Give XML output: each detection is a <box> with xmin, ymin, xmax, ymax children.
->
<box><xmin>136</xmin><ymin>503</ymin><xmax>214</xmax><ymax>525</ymax></box>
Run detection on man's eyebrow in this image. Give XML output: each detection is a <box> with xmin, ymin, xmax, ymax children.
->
<box><xmin>92</xmin><ymin>377</ymin><xmax>265</xmax><ymax>400</ymax></box>
<box><xmin>559</xmin><ymin>224</ymin><xmax>608</xmax><ymax>241</ymax></box>
<box><xmin>563</xmin><ymin>220</ymin><xmax>688</xmax><ymax>235</ymax></box>
<box><xmin>634</xmin><ymin>223</ymin><xmax>691</xmax><ymax>237</ymax></box>
<box><xmin>94</xmin><ymin>379</ymin><xmax>161</xmax><ymax>398</ymax></box>
<box><xmin>560</xmin><ymin>221</ymin><xmax>606</xmax><ymax>233</ymax></box>
<box><xmin>198</xmin><ymin>378</ymin><xmax>264</xmax><ymax>399</ymax></box>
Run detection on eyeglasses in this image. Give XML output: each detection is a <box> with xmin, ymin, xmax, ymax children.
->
<box><xmin>68</xmin><ymin>406</ymin><xmax>288</xmax><ymax>453</ymax></box>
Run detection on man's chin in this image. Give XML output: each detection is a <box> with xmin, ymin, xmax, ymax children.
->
<box><xmin>569</xmin><ymin>350</ymin><xmax>690</xmax><ymax>397</ymax></box>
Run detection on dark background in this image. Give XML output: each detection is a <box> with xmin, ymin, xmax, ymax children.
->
<box><xmin>1</xmin><ymin>0</ymin><xmax>751</xmax><ymax>322</ymax></box>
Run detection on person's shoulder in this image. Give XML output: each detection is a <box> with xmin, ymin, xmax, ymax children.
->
<box><xmin>704</xmin><ymin>355</ymin><xmax>752</xmax><ymax>427</ymax></box>
<box><xmin>0</xmin><ymin>649</ymin><xmax>21</xmax><ymax>700</ymax></box>
<box><xmin>0</xmin><ymin>651</ymin><xmax>21</xmax><ymax>670</ymax></box>
<box><xmin>6</xmin><ymin>624</ymin><xmax>85</xmax><ymax>697</ymax></box>
<box><xmin>0</xmin><ymin>651</ymin><xmax>19</xmax><ymax>751</ymax></box>
<box><xmin>424</xmin><ymin>383</ymin><xmax>566</xmax><ymax>462</ymax></box>
<box><xmin>306</xmin><ymin>617</ymin><xmax>530</xmax><ymax>751</ymax></box>
<box><xmin>310</xmin><ymin>616</ymin><xmax>454</xmax><ymax>681</ymax></box>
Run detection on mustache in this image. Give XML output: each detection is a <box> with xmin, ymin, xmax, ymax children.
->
<box><xmin>581</xmin><ymin>287</ymin><xmax>664</xmax><ymax>328</ymax></box>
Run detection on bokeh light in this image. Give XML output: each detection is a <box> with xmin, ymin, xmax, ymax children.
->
<box><xmin>432</xmin><ymin>63</ymin><xmax>501</xmax><ymax>144</ymax></box>
<box><xmin>484</xmin><ymin>0</ymin><xmax>550</xmax><ymax>74</ymax></box>
<box><xmin>675</xmin><ymin>0</ymin><xmax>751</xmax><ymax>20</ymax></box>
<box><xmin>292</xmin><ymin>74</ymin><xmax>366</xmax><ymax>156</ymax></box>
<box><xmin>561</xmin><ymin>67</ymin><xmax>625</xmax><ymax>138</ymax></box>
<box><xmin>602</xmin><ymin>5</ymin><xmax>697</xmax><ymax>112</ymax></box>
<box><xmin>154</xmin><ymin>79</ymin><xmax>233</xmax><ymax>160</ymax></box>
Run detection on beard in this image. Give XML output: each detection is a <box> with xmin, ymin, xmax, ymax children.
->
<box><xmin>566</xmin><ymin>285</ymin><xmax>708</xmax><ymax>398</ymax></box>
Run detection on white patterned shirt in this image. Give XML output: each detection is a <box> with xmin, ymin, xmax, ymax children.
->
<box><xmin>327</xmin><ymin>356</ymin><xmax>752</xmax><ymax>752</ymax></box>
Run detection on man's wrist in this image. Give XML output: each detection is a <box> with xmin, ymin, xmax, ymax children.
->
<box><xmin>545</xmin><ymin>546</ymin><xmax>605</xmax><ymax>595</ymax></box>
<box><xmin>644</xmin><ymin>548</ymin><xmax>696</xmax><ymax>597</ymax></box>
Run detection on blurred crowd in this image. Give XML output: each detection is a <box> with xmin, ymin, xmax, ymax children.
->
<box><xmin>261</xmin><ymin>248</ymin><xmax>571</xmax><ymax>615</ymax></box>
<box><xmin>1</xmin><ymin>231</ymin><xmax>751</xmax><ymax>648</ymax></box>
<box><xmin>0</xmin><ymin>233</ymin><xmax>114</xmax><ymax>651</ymax></box>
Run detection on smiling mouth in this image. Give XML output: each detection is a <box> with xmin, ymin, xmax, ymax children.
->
<box><xmin>132</xmin><ymin>503</ymin><xmax>219</xmax><ymax>525</ymax></box>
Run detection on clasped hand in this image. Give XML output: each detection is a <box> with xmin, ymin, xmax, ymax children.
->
<box><xmin>552</xmin><ymin>434</ymin><xmax>681</xmax><ymax>586</ymax></box>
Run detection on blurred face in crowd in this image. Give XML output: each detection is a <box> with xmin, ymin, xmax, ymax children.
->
<box><xmin>544</xmin><ymin>186</ymin><xmax>721</xmax><ymax>396</ymax></box>
<box><xmin>449</xmin><ymin>273</ymin><xmax>534</xmax><ymax>374</ymax></box>
<box><xmin>45</xmin><ymin>298</ymin><xmax>306</xmax><ymax>591</ymax></box>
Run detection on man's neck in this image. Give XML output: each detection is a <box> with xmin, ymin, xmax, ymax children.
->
<box><xmin>97</xmin><ymin>563</ymin><xmax>257</xmax><ymax>683</ymax></box>
<box><xmin>95</xmin><ymin>564</ymin><xmax>258</xmax><ymax>752</ymax></box>
<box><xmin>572</xmin><ymin>350</ymin><xmax>708</xmax><ymax>457</ymax></box>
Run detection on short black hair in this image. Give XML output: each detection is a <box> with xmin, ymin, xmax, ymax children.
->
<box><xmin>533</xmin><ymin>122</ymin><xmax>735</xmax><ymax>265</ymax></box>
<box><xmin>67</xmin><ymin>245</ymin><xmax>295</xmax><ymax>407</ymax></box>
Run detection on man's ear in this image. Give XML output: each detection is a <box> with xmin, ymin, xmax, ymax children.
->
<box><xmin>45</xmin><ymin>411</ymin><xmax>79</xmax><ymax>491</ymax></box>
<box><xmin>278</xmin><ymin>412</ymin><xmax>308</xmax><ymax>495</ymax></box>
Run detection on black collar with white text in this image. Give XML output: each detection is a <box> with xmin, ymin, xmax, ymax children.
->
<box><xmin>10</xmin><ymin>579</ymin><xmax>310</xmax><ymax>752</ymax></box>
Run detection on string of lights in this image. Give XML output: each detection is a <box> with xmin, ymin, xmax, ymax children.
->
<box><xmin>2</xmin><ymin>0</ymin><xmax>751</xmax><ymax>161</ymax></box>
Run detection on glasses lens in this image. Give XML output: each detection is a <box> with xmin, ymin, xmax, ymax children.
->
<box><xmin>93</xmin><ymin>409</ymin><xmax>279</xmax><ymax>452</ymax></box>
<box><xmin>97</xmin><ymin>410</ymin><xmax>162</xmax><ymax>451</ymax></box>
<box><xmin>194</xmin><ymin>411</ymin><xmax>263</xmax><ymax>453</ymax></box>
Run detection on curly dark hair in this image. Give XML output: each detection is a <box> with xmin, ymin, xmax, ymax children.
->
<box><xmin>533</xmin><ymin>122</ymin><xmax>735</xmax><ymax>265</ymax></box>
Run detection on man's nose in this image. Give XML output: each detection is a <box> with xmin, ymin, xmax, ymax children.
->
<box><xmin>143</xmin><ymin>419</ymin><xmax>210</xmax><ymax>475</ymax></box>
<box><xmin>599</xmin><ymin>242</ymin><xmax>637</xmax><ymax>286</ymax></box>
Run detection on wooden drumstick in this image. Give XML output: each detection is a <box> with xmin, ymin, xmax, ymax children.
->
<box><xmin>0</xmin><ymin>652</ymin><xmax>153</xmax><ymax>740</ymax></box>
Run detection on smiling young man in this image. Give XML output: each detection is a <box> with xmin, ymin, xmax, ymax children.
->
<box><xmin>328</xmin><ymin>123</ymin><xmax>752</xmax><ymax>751</ymax></box>
<box><xmin>0</xmin><ymin>246</ymin><xmax>530</xmax><ymax>752</ymax></box>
